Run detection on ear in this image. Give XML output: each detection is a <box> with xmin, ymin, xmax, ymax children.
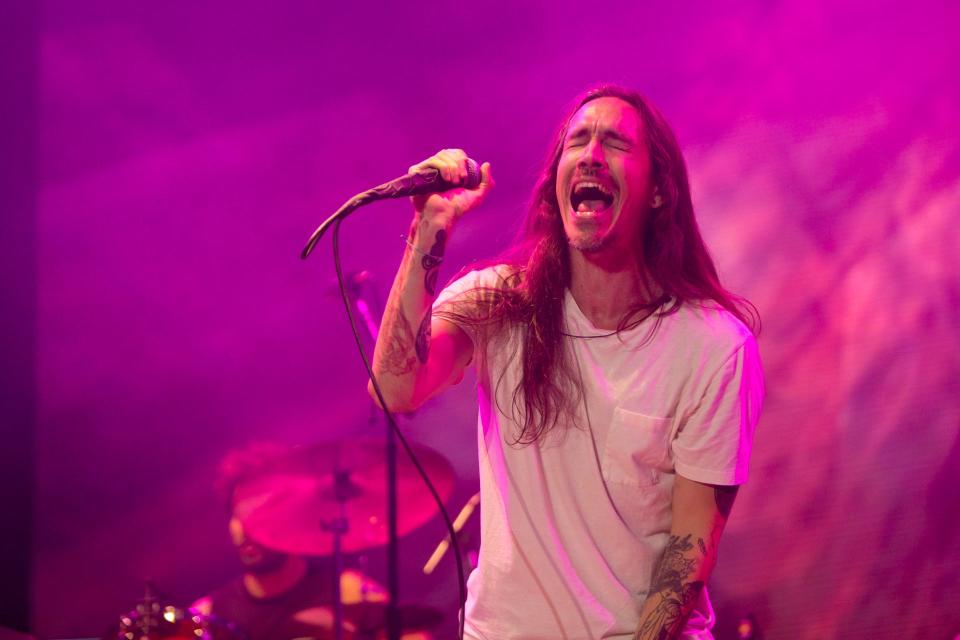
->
<box><xmin>650</xmin><ymin>188</ymin><xmax>663</xmax><ymax>209</ymax></box>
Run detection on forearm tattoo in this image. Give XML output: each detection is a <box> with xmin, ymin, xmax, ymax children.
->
<box><xmin>635</xmin><ymin>534</ymin><xmax>706</xmax><ymax>640</ymax></box>
<box><xmin>381</xmin><ymin>301</ymin><xmax>418</xmax><ymax>376</ymax></box>
<box><xmin>421</xmin><ymin>229</ymin><xmax>447</xmax><ymax>296</ymax></box>
<box><xmin>378</xmin><ymin>224</ymin><xmax>446</xmax><ymax>376</ymax></box>
<box><xmin>415</xmin><ymin>311</ymin><xmax>432</xmax><ymax>364</ymax></box>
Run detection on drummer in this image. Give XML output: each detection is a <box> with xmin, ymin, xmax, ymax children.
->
<box><xmin>192</xmin><ymin>445</ymin><xmax>433</xmax><ymax>640</ymax></box>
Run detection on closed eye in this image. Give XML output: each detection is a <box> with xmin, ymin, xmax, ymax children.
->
<box><xmin>604</xmin><ymin>135</ymin><xmax>633</xmax><ymax>151</ymax></box>
<box><xmin>564</xmin><ymin>134</ymin><xmax>632</xmax><ymax>152</ymax></box>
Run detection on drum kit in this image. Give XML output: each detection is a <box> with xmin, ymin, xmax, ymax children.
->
<box><xmin>113</xmin><ymin>585</ymin><xmax>242</xmax><ymax>640</ymax></box>
<box><xmin>104</xmin><ymin>437</ymin><xmax>463</xmax><ymax>640</ymax></box>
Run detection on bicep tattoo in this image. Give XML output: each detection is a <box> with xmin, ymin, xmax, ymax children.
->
<box><xmin>415</xmin><ymin>311</ymin><xmax>432</xmax><ymax>364</ymax></box>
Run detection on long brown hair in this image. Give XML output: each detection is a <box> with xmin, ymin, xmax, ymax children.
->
<box><xmin>438</xmin><ymin>84</ymin><xmax>759</xmax><ymax>445</ymax></box>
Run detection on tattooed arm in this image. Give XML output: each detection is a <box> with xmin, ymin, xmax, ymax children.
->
<box><xmin>634</xmin><ymin>476</ymin><xmax>739</xmax><ymax>640</ymax></box>
<box><xmin>368</xmin><ymin>149</ymin><xmax>494</xmax><ymax>412</ymax></box>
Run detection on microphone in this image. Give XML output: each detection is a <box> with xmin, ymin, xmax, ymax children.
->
<box><xmin>364</xmin><ymin>158</ymin><xmax>482</xmax><ymax>201</ymax></box>
<box><xmin>301</xmin><ymin>158</ymin><xmax>482</xmax><ymax>259</ymax></box>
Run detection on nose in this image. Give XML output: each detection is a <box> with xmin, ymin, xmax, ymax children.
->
<box><xmin>577</xmin><ymin>137</ymin><xmax>606</xmax><ymax>169</ymax></box>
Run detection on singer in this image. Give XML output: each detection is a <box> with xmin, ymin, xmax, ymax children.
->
<box><xmin>368</xmin><ymin>85</ymin><xmax>764</xmax><ymax>640</ymax></box>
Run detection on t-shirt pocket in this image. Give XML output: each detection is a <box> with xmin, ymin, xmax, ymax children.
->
<box><xmin>602</xmin><ymin>407</ymin><xmax>673</xmax><ymax>487</ymax></box>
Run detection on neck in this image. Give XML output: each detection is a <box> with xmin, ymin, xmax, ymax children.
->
<box><xmin>568</xmin><ymin>247</ymin><xmax>656</xmax><ymax>330</ymax></box>
<box><xmin>242</xmin><ymin>555</ymin><xmax>308</xmax><ymax>599</ymax></box>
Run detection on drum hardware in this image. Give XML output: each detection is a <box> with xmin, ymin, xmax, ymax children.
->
<box><xmin>230</xmin><ymin>438</ymin><xmax>454</xmax><ymax>557</ymax></box>
<box><xmin>109</xmin><ymin>582</ymin><xmax>243</xmax><ymax>640</ymax></box>
<box><xmin>101</xmin><ymin>435</ymin><xmax>454</xmax><ymax>640</ymax></box>
<box><xmin>321</xmin><ymin>469</ymin><xmax>354</xmax><ymax>640</ymax></box>
<box><xmin>230</xmin><ymin>437</ymin><xmax>454</xmax><ymax>640</ymax></box>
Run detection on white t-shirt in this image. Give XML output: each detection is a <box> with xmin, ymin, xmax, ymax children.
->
<box><xmin>434</xmin><ymin>267</ymin><xmax>764</xmax><ymax>640</ymax></box>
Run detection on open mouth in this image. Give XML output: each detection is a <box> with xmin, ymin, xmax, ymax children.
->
<box><xmin>570</xmin><ymin>181</ymin><xmax>615</xmax><ymax>217</ymax></box>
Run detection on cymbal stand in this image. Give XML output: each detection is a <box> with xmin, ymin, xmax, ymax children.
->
<box><xmin>322</xmin><ymin>469</ymin><xmax>352</xmax><ymax>640</ymax></box>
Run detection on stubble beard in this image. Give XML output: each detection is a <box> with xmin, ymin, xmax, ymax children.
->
<box><xmin>239</xmin><ymin>547</ymin><xmax>288</xmax><ymax>574</ymax></box>
<box><xmin>564</xmin><ymin>203</ymin><xmax>614</xmax><ymax>253</ymax></box>
<box><xmin>567</xmin><ymin>228</ymin><xmax>609</xmax><ymax>253</ymax></box>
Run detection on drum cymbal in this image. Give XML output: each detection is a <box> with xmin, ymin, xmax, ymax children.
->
<box><xmin>232</xmin><ymin>437</ymin><xmax>455</xmax><ymax>555</ymax></box>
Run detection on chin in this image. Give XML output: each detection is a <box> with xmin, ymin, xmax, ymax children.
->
<box><xmin>567</xmin><ymin>233</ymin><xmax>609</xmax><ymax>253</ymax></box>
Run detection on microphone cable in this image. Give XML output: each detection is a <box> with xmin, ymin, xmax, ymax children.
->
<box><xmin>326</xmin><ymin>215</ymin><xmax>469</xmax><ymax>640</ymax></box>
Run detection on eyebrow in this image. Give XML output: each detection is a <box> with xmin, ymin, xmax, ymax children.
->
<box><xmin>565</xmin><ymin>125</ymin><xmax>636</xmax><ymax>145</ymax></box>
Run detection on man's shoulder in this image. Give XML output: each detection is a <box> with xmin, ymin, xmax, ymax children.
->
<box><xmin>437</xmin><ymin>263</ymin><xmax>518</xmax><ymax>302</ymax></box>
<box><xmin>664</xmin><ymin>300</ymin><xmax>755</xmax><ymax>354</ymax></box>
<box><xmin>449</xmin><ymin>263</ymin><xmax>518</xmax><ymax>288</ymax></box>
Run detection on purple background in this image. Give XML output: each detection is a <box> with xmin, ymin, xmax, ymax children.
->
<box><xmin>35</xmin><ymin>1</ymin><xmax>960</xmax><ymax>638</ymax></box>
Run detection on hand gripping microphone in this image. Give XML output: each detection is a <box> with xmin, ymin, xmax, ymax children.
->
<box><xmin>301</xmin><ymin>158</ymin><xmax>482</xmax><ymax>259</ymax></box>
<box><xmin>366</xmin><ymin>158</ymin><xmax>482</xmax><ymax>199</ymax></box>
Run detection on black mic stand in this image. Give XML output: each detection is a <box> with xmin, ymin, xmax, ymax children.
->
<box><xmin>344</xmin><ymin>273</ymin><xmax>402</xmax><ymax>640</ymax></box>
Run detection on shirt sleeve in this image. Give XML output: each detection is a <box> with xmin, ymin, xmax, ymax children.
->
<box><xmin>433</xmin><ymin>269</ymin><xmax>481</xmax><ymax>344</ymax></box>
<box><xmin>433</xmin><ymin>266</ymin><xmax>506</xmax><ymax>345</ymax></box>
<box><xmin>671</xmin><ymin>334</ymin><xmax>765</xmax><ymax>486</ymax></box>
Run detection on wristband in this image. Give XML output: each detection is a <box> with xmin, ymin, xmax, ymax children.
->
<box><xmin>402</xmin><ymin>235</ymin><xmax>443</xmax><ymax>263</ymax></box>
